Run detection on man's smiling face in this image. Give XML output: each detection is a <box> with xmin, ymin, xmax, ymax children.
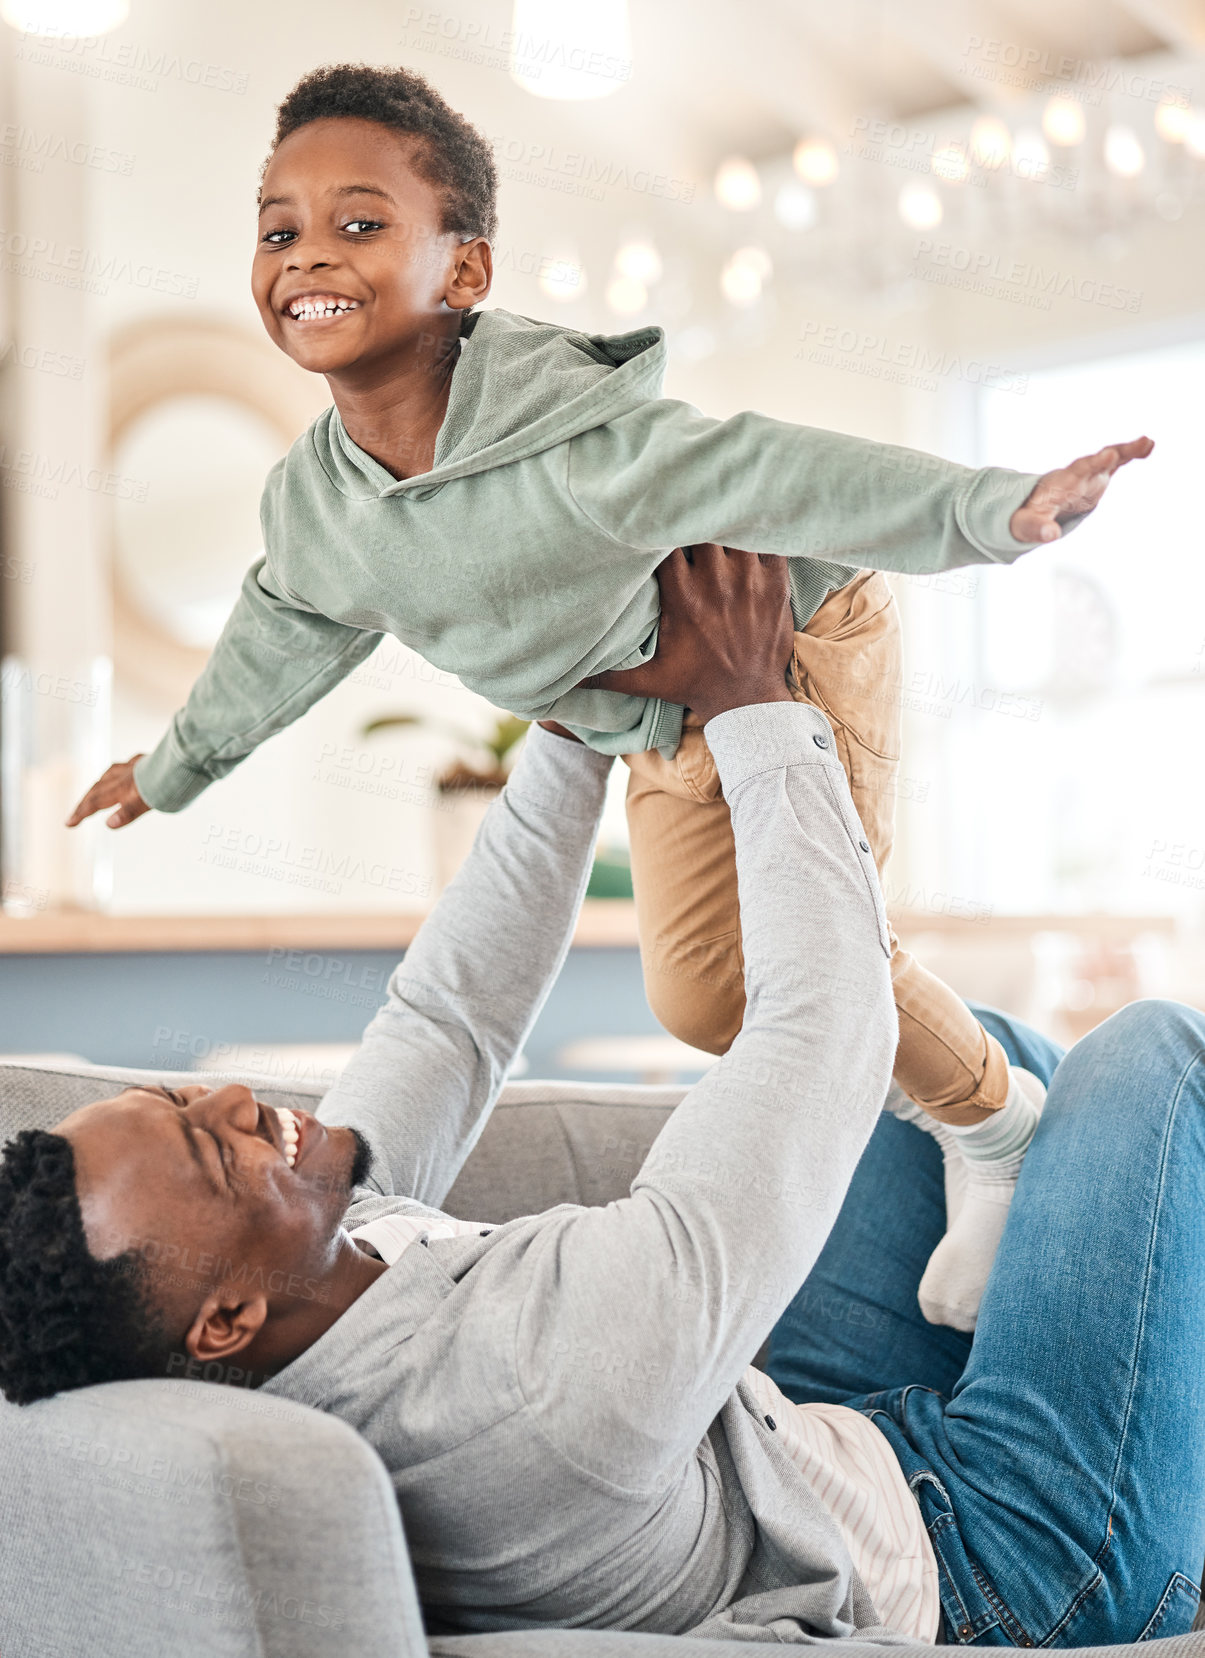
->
<box><xmin>251</xmin><ymin>114</ymin><xmax>489</xmax><ymax>382</ymax></box>
<box><xmin>53</xmin><ymin>1083</ymin><xmax>375</xmax><ymax>1377</ymax></box>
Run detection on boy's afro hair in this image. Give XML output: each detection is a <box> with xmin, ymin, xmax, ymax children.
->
<box><xmin>263</xmin><ymin>62</ymin><xmax>498</xmax><ymax>244</ymax></box>
<box><xmin>0</xmin><ymin>1128</ymin><xmax>170</xmax><ymax>1406</ymax></box>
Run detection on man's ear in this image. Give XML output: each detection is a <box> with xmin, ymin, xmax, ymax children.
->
<box><xmin>447</xmin><ymin>237</ymin><xmax>492</xmax><ymax>310</ymax></box>
<box><xmin>184</xmin><ymin>1290</ymin><xmax>268</xmax><ymax>1366</ymax></box>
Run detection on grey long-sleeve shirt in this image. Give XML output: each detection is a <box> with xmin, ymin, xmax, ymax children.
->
<box><xmin>263</xmin><ymin>709</ymin><xmax>901</xmax><ymax>1644</ymax></box>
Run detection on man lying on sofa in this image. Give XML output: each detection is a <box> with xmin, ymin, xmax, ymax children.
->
<box><xmin>2</xmin><ymin>546</ymin><xmax>1203</xmax><ymax>1649</ymax></box>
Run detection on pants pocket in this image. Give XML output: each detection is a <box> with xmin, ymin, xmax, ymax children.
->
<box><xmin>793</xmin><ymin>572</ymin><xmax>903</xmax><ymax>763</ymax></box>
<box><xmin>901</xmin><ymin>1474</ymin><xmax>1008</xmax><ymax>1646</ymax></box>
<box><xmin>1137</xmin><ymin>1573</ymin><xmax>1202</xmax><ymax>1642</ymax></box>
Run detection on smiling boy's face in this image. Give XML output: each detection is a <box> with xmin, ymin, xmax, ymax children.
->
<box><xmin>252</xmin><ymin>115</ymin><xmax>491</xmax><ymax>384</ymax></box>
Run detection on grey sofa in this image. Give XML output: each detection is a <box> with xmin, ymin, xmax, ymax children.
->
<box><xmin>1</xmin><ymin>1056</ymin><xmax>1201</xmax><ymax>1658</ymax></box>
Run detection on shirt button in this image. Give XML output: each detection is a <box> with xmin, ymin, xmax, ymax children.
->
<box><xmin>859</xmin><ymin>839</ymin><xmax>871</xmax><ymax>853</ymax></box>
<box><xmin>812</xmin><ymin>733</ymin><xmax>828</xmax><ymax>749</ymax></box>
<box><xmin>764</xmin><ymin>1414</ymin><xmax>777</xmax><ymax>1430</ymax></box>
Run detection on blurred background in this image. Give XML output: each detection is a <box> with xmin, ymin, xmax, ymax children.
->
<box><xmin>0</xmin><ymin>0</ymin><xmax>1202</xmax><ymax>1082</ymax></box>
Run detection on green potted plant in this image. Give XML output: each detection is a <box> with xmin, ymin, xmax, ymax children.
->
<box><xmin>360</xmin><ymin>707</ymin><xmax>635</xmax><ymax>900</ymax></box>
<box><xmin>360</xmin><ymin>709</ymin><xmax>531</xmax><ymax>891</ymax></box>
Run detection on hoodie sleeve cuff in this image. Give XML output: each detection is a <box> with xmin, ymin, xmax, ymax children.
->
<box><xmin>956</xmin><ymin>466</ymin><xmax>1046</xmax><ymax>563</ymax></box>
<box><xmin>133</xmin><ymin>738</ymin><xmax>214</xmax><ymax>813</ymax></box>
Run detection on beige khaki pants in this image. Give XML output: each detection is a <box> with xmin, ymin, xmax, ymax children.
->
<box><xmin>624</xmin><ymin>570</ymin><xmax>1010</xmax><ymax>1126</ymax></box>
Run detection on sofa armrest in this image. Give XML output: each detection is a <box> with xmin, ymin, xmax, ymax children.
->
<box><xmin>1</xmin><ymin>1378</ymin><xmax>428</xmax><ymax>1658</ymax></box>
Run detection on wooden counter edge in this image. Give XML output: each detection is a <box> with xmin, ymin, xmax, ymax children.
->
<box><xmin>0</xmin><ymin>901</ymin><xmax>640</xmax><ymax>954</ymax></box>
<box><xmin>0</xmin><ymin>904</ymin><xmax>1177</xmax><ymax>955</ymax></box>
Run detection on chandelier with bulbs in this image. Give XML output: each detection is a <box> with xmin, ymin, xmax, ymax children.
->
<box><xmin>706</xmin><ymin>64</ymin><xmax>1204</xmax><ymax>306</ymax></box>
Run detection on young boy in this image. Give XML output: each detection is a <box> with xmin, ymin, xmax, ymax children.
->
<box><xmin>68</xmin><ymin>64</ymin><xmax>1151</xmax><ymax>1330</ymax></box>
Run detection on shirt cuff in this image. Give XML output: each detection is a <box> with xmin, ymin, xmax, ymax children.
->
<box><xmin>504</xmin><ymin>722</ymin><xmax>614</xmax><ymax>820</ymax></box>
<box><xmin>703</xmin><ymin>701</ymin><xmax>844</xmax><ymax>794</ymax></box>
<box><xmin>956</xmin><ymin>466</ymin><xmax>1045</xmax><ymax>562</ymax></box>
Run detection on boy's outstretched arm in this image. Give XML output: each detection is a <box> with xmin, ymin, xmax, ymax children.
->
<box><xmin>67</xmin><ymin>554</ymin><xmax>382</xmax><ymax>827</ymax></box>
<box><xmin>565</xmin><ymin>398</ymin><xmax>1151</xmax><ymax>576</ymax></box>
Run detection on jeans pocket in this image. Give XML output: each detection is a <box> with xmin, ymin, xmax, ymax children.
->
<box><xmin>907</xmin><ymin>1493</ymin><xmax>999</xmax><ymax>1646</ymax></box>
<box><xmin>1137</xmin><ymin>1573</ymin><xmax>1202</xmax><ymax>1642</ymax></box>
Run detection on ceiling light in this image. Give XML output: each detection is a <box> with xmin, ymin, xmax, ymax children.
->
<box><xmin>539</xmin><ymin>253</ymin><xmax>586</xmax><ymax>302</ymax></box>
<box><xmin>898</xmin><ymin>181</ymin><xmax>943</xmax><ymax>229</ymax></box>
<box><xmin>774</xmin><ymin>180</ymin><xmax>817</xmax><ymax>231</ymax></box>
<box><xmin>731</xmin><ymin>245</ymin><xmax>772</xmax><ymax>281</ymax></box>
<box><xmin>1042</xmin><ymin>96</ymin><xmax>1086</xmax><ymax>146</ymax></box>
<box><xmin>509</xmin><ymin>0</ymin><xmax>631</xmax><ymax>101</ymax></box>
<box><xmin>1012</xmin><ymin>128</ymin><xmax>1050</xmax><ymax>181</ymax></box>
<box><xmin>1155</xmin><ymin>96</ymin><xmax>1192</xmax><ymax>143</ymax></box>
<box><xmin>1</xmin><ymin>0</ymin><xmax>127</xmax><ymax>29</ymax></box>
<box><xmin>969</xmin><ymin>116</ymin><xmax>1010</xmax><ymax>169</ymax></box>
<box><xmin>1182</xmin><ymin>109</ymin><xmax>1205</xmax><ymax>158</ymax></box>
<box><xmin>793</xmin><ymin>138</ymin><xmax>839</xmax><ymax>186</ymax></box>
<box><xmin>606</xmin><ymin>274</ymin><xmax>647</xmax><ymax>314</ymax></box>
<box><xmin>931</xmin><ymin>142</ymin><xmax>969</xmax><ymax>184</ymax></box>
<box><xmin>714</xmin><ymin>156</ymin><xmax>761</xmax><ymax>210</ymax></box>
<box><xmin>720</xmin><ymin>257</ymin><xmax>762</xmax><ymax>307</ymax></box>
<box><xmin>614</xmin><ymin>240</ymin><xmax>662</xmax><ymax>284</ymax></box>
<box><xmin>1104</xmin><ymin>124</ymin><xmax>1145</xmax><ymax>178</ymax></box>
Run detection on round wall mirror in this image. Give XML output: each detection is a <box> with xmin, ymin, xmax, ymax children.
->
<box><xmin>112</xmin><ymin>394</ymin><xmax>283</xmax><ymax>650</ymax></box>
<box><xmin>106</xmin><ymin>317</ymin><xmax>330</xmax><ymax>707</ymax></box>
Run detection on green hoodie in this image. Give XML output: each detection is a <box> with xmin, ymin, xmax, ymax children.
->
<box><xmin>133</xmin><ymin>306</ymin><xmax>1049</xmax><ymax>812</ymax></box>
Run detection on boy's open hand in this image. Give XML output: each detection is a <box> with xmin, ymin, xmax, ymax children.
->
<box><xmin>66</xmin><ymin>756</ymin><xmax>150</xmax><ymax>830</ymax></box>
<box><xmin>585</xmin><ymin>543</ymin><xmax>796</xmax><ymax>726</ymax></box>
<box><xmin>1010</xmin><ymin>436</ymin><xmax>1153</xmax><ymax>544</ymax></box>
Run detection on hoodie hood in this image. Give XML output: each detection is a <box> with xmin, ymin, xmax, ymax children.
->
<box><xmin>319</xmin><ymin>306</ymin><xmax>668</xmax><ymax>500</ymax></box>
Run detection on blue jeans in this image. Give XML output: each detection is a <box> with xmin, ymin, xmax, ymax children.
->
<box><xmin>766</xmin><ymin>1000</ymin><xmax>1205</xmax><ymax>1646</ymax></box>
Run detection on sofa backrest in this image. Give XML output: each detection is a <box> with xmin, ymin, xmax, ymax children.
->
<box><xmin>0</xmin><ymin>1060</ymin><xmax>685</xmax><ymax>1217</ymax></box>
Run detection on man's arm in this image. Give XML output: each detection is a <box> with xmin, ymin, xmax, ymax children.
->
<box><xmin>315</xmin><ymin>725</ymin><xmax>613</xmax><ymax>1206</ymax></box>
<box><xmin>568</xmin><ymin>400</ymin><xmax>1151</xmax><ymax>576</ymax></box>
<box><xmin>516</xmin><ymin>550</ymin><xmax>898</xmax><ymax>1489</ymax></box>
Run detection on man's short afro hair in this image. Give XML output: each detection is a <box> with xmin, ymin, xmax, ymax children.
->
<box><xmin>262</xmin><ymin>62</ymin><xmax>499</xmax><ymax>244</ymax></box>
<box><xmin>0</xmin><ymin>1129</ymin><xmax>171</xmax><ymax>1406</ymax></box>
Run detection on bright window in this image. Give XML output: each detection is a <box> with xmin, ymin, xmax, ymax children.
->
<box><xmin>896</xmin><ymin>336</ymin><xmax>1205</xmax><ymax>921</ymax></box>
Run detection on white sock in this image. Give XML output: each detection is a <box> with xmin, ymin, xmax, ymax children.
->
<box><xmin>916</xmin><ymin>1067</ymin><xmax>1045</xmax><ymax>1333</ymax></box>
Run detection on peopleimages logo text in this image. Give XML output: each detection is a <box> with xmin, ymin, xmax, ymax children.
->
<box><xmin>0</xmin><ymin>229</ymin><xmax>198</xmax><ymax>296</ymax></box>
<box><xmin>914</xmin><ymin>240</ymin><xmax>1142</xmax><ymax>312</ymax></box>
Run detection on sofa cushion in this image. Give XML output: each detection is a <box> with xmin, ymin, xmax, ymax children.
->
<box><xmin>440</xmin><ymin>1081</ymin><xmax>682</xmax><ymax>1218</ymax></box>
